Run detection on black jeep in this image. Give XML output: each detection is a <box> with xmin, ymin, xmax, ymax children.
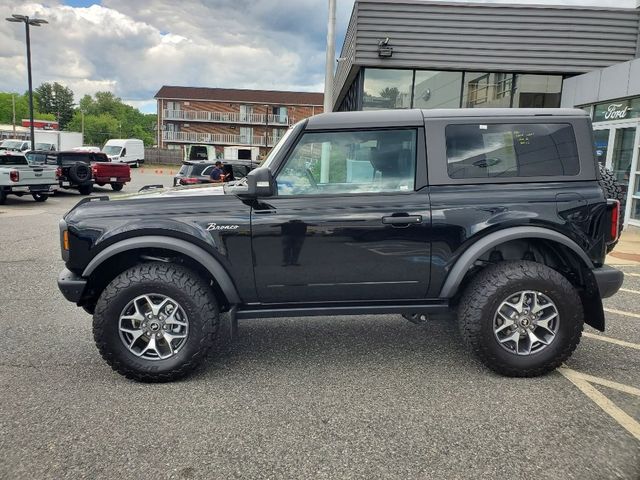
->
<box><xmin>57</xmin><ymin>109</ymin><xmax>624</xmax><ymax>382</ymax></box>
<box><xmin>44</xmin><ymin>151</ymin><xmax>105</xmax><ymax>195</ymax></box>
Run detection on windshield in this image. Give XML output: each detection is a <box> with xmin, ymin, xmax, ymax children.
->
<box><xmin>261</xmin><ymin>124</ymin><xmax>300</xmax><ymax>170</ymax></box>
<box><xmin>35</xmin><ymin>142</ymin><xmax>54</xmax><ymax>150</ymax></box>
<box><xmin>0</xmin><ymin>140</ymin><xmax>24</xmax><ymax>150</ymax></box>
<box><xmin>0</xmin><ymin>154</ymin><xmax>28</xmax><ymax>166</ymax></box>
<box><xmin>103</xmin><ymin>146</ymin><xmax>122</xmax><ymax>155</ymax></box>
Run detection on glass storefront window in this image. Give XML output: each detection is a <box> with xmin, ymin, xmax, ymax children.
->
<box><xmin>611</xmin><ymin>127</ymin><xmax>635</xmax><ymax>186</ymax></box>
<box><xmin>360</xmin><ymin>69</ymin><xmax>562</xmax><ymax>111</ymax></box>
<box><xmin>413</xmin><ymin>71</ymin><xmax>463</xmax><ymax>109</ymax></box>
<box><xmin>362</xmin><ymin>69</ymin><xmax>412</xmax><ymax>110</ymax></box>
<box><xmin>462</xmin><ymin>72</ymin><xmax>513</xmax><ymax>108</ymax></box>
<box><xmin>512</xmin><ymin>74</ymin><xmax>563</xmax><ymax>108</ymax></box>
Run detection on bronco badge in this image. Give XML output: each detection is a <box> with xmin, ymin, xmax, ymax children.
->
<box><xmin>206</xmin><ymin>223</ymin><xmax>240</xmax><ymax>231</ymax></box>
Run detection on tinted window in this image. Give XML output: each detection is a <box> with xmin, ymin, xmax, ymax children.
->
<box><xmin>276</xmin><ymin>129</ymin><xmax>416</xmax><ymax>195</ymax></box>
<box><xmin>0</xmin><ymin>155</ymin><xmax>28</xmax><ymax>166</ymax></box>
<box><xmin>179</xmin><ymin>164</ymin><xmax>209</xmax><ymax>176</ymax></box>
<box><xmin>59</xmin><ymin>153</ymin><xmax>91</xmax><ymax>165</ymax></box>
<box><xmin>445</xmin><ymin>123</ymin><xmax>579</xmax><ymax>179</ymax></box>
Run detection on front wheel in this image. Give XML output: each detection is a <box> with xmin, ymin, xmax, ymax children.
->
<box><xmin>93</xmin><ymin>262</ymin><xmax>219</xmax><ymax>382</ymax></box>
<box><xmin>31</xmin><ymin>193</ymin><xmax>48</xmax><ymax>202</ymax></box>
<box><xmin>458</xmin><ymin>261</ymin><xmax>583</xmax><ymax>377</ymax></box>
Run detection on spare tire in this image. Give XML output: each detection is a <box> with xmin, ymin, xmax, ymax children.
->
<box><xmin>597</xmin><ymin>163</ymin><xmax>625</xmax><ymax>253</ymax></box>
<box><xmin>68</xmin><ymin>162</ymin><xmax>91</xmax><ymax>184</ymax></box>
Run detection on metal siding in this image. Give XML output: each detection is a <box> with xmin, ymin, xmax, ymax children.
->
<box><xmin>334</xmin><ymin>0</ymin><xmax>640</xmax><ymax>109</ymax></box>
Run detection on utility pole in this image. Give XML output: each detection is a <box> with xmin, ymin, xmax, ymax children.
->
<box><xmin>324</xmin><ymin>0</ymin><xmax>336</xmax><ymax>113</ymax></box>
<box><xmin>11</xmin><ymin>94</ymin><xmax>16</xmax><ymax>136</ymax></box>
<box><xmin>320</xmin><ymin>0</ymin><xmax>336</xmax><ymax>184</ymax></box>
<box><xmin>6</xmin><ymin>14</ymin><xmax>48</xmax><ymax>150</ymax></box>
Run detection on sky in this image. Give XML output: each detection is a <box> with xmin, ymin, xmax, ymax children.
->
<box><xmin>0</xmin><ymin>0</ymin><xmax>637</xmax><ymax>113</ymax></box>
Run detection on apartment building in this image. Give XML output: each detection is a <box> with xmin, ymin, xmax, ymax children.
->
<box><xmin>155</xmin><ymin>86</ymin><xmax>323</xmax><ymax>156</ymax></box>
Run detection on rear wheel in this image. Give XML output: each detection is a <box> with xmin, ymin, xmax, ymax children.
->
<box><xmin>0</xmin><ymin>190</ymin><xmax>6</xmax><ymax>205</ymax></box>
<box><xmin>78</xmin><ymin>184</ymin><xmax>93</xmax><ymax>195</ymax></box>
<box><xmin>93</xmin><ymin>262</ymin><xmax>218</xmax><ymax>382</ymax></box>
<box><xmin>111</xmin><ymin>183</ymin><xmax>123</xmax><ymax>191</ymax></box>
<box><xmin>458</xmin><ymin>261</ymin><xmax>583</xmax><ymax>377</ymax></box>
<box><xmin>31</xmin><ymin>193</ymin><xmax>48</xmax><ymax>202</ymax></box>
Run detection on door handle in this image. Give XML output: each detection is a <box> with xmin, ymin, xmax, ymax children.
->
<box><xmin>382</xmin><ymin>215</ymin><xmax>422</xmax><ymax>225</ymax></box>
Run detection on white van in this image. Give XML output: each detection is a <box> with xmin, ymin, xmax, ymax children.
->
<box><xmin>102</xmin><ymin>139</ymin><xmax>145</xmax><ymax>167</ymax></box>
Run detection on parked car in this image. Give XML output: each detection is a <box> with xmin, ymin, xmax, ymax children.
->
<box><xmin>72</xmin><ymin>146</ymin><xmax>101</xmax><ymax>153</ymax></box>
<box><xmin>42</xmin><ymin>151</ymin><xmax>96</xmax><ymax>195</ymax></box>
<box><xmin>57</xmin><ymin>108</ymin><xmax>624</xmax><ymax>382</ymax></box>
<box><xmin>34</xmin><ymin>142</ymin><xmax>57</xmax><ymax>151</ymax></box>
<box><xmin>92</xmin><ymin>159</ymin><xmax>131</xmax><ymax>192</ymax></box>
<box><xmin>102</xmin><ymin>139</ymin><xmax>145</xmax><ymax>167</ymax></box>
<box><xmin>0</xmin><ymin>152</ymin><xmax>58</xmax><ymax>204</ymax></box>
<box><xmin>173</xmin><ymin>159</ymin><xmax>256</xmax><ymax>186</ymax></box>
<box><xmin>0</xmin><ymin>139</ymin><xmax>30</xmax><ymax>153</ymax></box>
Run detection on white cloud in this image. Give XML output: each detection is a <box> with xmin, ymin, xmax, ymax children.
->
<box><xmin>0</xmin><ymin>0</ymin><xmax>348</xmax><ymax>112</ymax></box>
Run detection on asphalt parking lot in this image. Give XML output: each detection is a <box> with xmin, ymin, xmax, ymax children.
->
<box><xmin>1</xmin><ymin>170</ymin><xmax>638</xmax><ymax>480</ymax></box>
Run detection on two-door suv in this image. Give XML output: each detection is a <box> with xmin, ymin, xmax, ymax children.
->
<box><xmin>57</xmin><ymin>109</ymin><xmax>624</xmax><ymax>382</ymax></box>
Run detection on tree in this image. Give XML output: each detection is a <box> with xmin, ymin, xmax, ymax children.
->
<box><xmin>34</xmin><ymin>82</ymin><xmax>75</xmax><ymax>129</ymax></box>
<box><xmin>379</xmin><ymin>87</ymin><xmax>400</xmax><ymax>107</ymax></box>
<box><xmin>67</xmin><ymin>111</ymin><xmax>120</xmax><ymax>146</ymax></box>
<box><xmin>0</xmin><ymin>92</ymin><xmax>55</xmax><ymax>125</ymax></box>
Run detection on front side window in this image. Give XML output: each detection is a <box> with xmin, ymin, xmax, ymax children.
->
<box><xmin>276</xmin><ymin>129</ymin><xmax>416</xmax><ymax>196</ymax></box>
<box><xmin>446</xmin><ymin>123</ymin><xmax>579</xmax><ymax>179</ymax></box>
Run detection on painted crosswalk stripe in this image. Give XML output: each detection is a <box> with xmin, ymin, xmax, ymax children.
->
<box><xmin>558</xmin><ymin>367</ymin><xmax>640</xmax><ymax>441</ymax></box>
<box><xmin>604</xmin><ymin>308</ymin><xmax>640</xmax><ymax>319</ymax></box>
<box><xmin>583</xmin><ymin>332</ymin><xmax>640</xmax><ymax>350</ymax></box>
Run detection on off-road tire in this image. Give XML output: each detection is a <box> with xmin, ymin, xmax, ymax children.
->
<box><xmin>78</xmin><ymin>183</ymin><xmax>93</xmax><ymax>195</ymax></box>
<box><xmin>458</xmin><ymin>260</ymin><xmax>583</xmax><ymax>377</ymax></box>
<box><xmin>598</xmin><ymin>163</ymin><xmax>625</xmax><ymax>253</ymax></box>
<box><xmin>31</xmin><ymin>193</ymin><xmax>48</xmax><ymax>202</ymax></box>
<box><xmin>111</xmin><ymin>182</ymin><xmax>124</xmax><ymax>191</ymax></box>
<box><xmin>68</xmin><ymin>162</ymin><xmax>91</xmax><ymax>184</ymax></box>
<box><xmin>93</xmin><ymin>262</ymin><xmax>219</xmax><ymax>382</ymax></box>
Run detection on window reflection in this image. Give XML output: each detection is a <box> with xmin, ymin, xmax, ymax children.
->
<box><xmin>513</xmin><ymin>74</ymin><xmax>563</xmax><ymax>108</ymax></box>
<box><xmin>363</xmin><ymin>69</ymin><xmax>412</xmax><ymax>110</ymax></box>
<box><xmin>462</xmin><ymin>72</ymin><xmax>513</xmax><ymax>108</ymax></box>
<box><xmin>413</xmin><ymin>71</ymin><xmax>462</xmax><ymax>109</ymax></box>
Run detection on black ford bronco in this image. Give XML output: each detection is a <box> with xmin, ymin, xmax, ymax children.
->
<box><xmin>57</xmin><ymin>108</ymin><xmax>624</xmax><ymax>382</ymax></box>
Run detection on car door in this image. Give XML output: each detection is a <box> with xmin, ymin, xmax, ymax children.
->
<box><xmin>251</xmin><ymin>127</ymin><xmax>431</xmax><ymax>303</ymax></box>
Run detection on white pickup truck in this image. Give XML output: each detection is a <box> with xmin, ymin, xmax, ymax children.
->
<box><xmin>0</xmin><ymin>152</ymin><xmax>58</xmax><ymax>204</ymax></box>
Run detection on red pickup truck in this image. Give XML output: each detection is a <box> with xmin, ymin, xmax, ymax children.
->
<box><xmin>92</xmin><ymin>160</ymin><xmax>131</xmax><ymax>191</ymax></box>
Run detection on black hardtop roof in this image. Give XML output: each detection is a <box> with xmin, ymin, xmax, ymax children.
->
<box><xmin>306</xmin><ymin>108</ymin><xmax>589</xmax><ymax>130</ymax></box>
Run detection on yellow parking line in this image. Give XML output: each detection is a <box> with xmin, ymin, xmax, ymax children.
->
<box><xmin>558</xmin><ymin>367</ymin><xmax>640</xmax><ymax>441</ymax></box>
<box><xmin>625</xmin><ymin>273</ymin><xmax>640</xmax><ymax>277</ymax></box>
<box><xmin>603</xmin><ymin>308</ymin><xmax>640</xmax><ymax>319</ymax></box>
<box><xmin>583</xmin><ymin>332</ymin><xmax>640</xmax><ymax>350</ymax></box>
<box><xmin>620</xmin><ymin>288</ymin><xmax>640</xmax><ymax>295</ymax></box>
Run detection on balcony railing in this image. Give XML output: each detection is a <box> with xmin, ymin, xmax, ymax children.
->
<box><xmin>162</xmin><ymin>130</ymin><xmax>283</xmax><ymax>147</ymax></box>
<box><xmin>163</xmin><ymin>109</ymin><xmax>290</xmax><ymax>125</ymax></box>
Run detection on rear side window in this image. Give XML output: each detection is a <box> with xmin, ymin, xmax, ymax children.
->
<box><xmin>445</xmin><ymin>123</ymin><xmax>579</xmax><ymax>179</ymax></box>
<box><xmin>60</xmin><ymin>154</ymin><xmax>90</xmax><ymax>164</ymax></box>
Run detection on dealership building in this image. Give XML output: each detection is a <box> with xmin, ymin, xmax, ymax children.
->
<box><xmin>333</xmin><ymin>0</ymin><xmax>640</xmax><ymax>226</ymax></box>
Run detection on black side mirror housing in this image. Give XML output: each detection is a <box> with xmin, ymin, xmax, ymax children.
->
<box><xmin>244</xmin><ymin>167</ymin><xmax>274</xmax><ymax>197</ymax></box>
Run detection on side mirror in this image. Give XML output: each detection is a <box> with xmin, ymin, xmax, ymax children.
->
<box><xmin>244</xmin><ymin>168</ymin><xmax>274</xmax><ymax>197</ymax></box>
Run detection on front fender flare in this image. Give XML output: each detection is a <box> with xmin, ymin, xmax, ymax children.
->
<box><xmin>82</xmin><ymin>235</ymin><xmax>241</xmax><ymax>304</ymax></box>
<box><xmin>439</xmin><ymin>226</ymin><xmax>594</xmax><ymax>298</ymax></box>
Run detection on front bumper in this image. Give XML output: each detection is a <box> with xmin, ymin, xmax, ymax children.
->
<box><xmin>58</xmin><ymin>268</ymin><xmax>87</xmax><ymax>303</ymax></box>
<box><xmin>593</xmin><ymin>265</ymin><xmax>624</xmax><ymax>298</ymax></box>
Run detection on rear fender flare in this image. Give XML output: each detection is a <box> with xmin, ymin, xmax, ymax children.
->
<box><xmin>82</xmin><ymin>235</ymin><xmax>241</xmax><ymax>304</ymax></box>
<box><xmin>439</xmin><ymin>226</ymin><xmax>594</xmax><ymax>298</ymax></box>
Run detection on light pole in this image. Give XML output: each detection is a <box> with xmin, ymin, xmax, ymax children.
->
<box><xmin>6</xmin><ymin>14</ymin><xmax>48</xmax><ymax>151</ymax></box>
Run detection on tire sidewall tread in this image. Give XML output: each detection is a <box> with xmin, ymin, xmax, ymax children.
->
<box><xmin>93</xmin><ymin>262</ymin><xmax>219</xmax><ymax>382</ymax></box>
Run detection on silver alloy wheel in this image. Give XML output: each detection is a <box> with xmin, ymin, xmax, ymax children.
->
<box><xmin>493</xmin><ymin>290</ymin><xmax>559</xmax><ymax>356</ymax></box>
<box><xmin>118</xmin><ymin>294</ymin><xmax>189</xmax><ymax>360</ymax></box>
